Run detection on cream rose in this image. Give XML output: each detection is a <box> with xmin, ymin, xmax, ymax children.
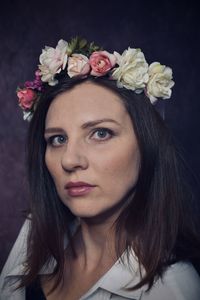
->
<box><xmin>67</xmin><ymin>54</ymin><xmax>90</xmax><ymax>78</ymax></box>
<box><xmin>112</xmin><ymin>48</ymin><xmax>149</xmax><ymax>91</ymax></box>
<box><xmin>38</xmin><ymin>39</ymin><xmax>68</xmax><ymax>86</ymax></box>
<box><xmin>146</xmin><ymin>62</ymin><xmax>175</xmax><ymax>103</ymax></box>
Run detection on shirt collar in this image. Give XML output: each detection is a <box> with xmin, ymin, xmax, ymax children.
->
<box><xmin>5</xmin><ymin>219</ymin><xmax>146</xmax><ymax>299</ymax></box>
<box><xmin>82</xmin><ymin>249</ymin><xmax>146</xmax><ymax>299</ymax></box>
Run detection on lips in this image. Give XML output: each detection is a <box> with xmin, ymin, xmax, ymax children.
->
<box><xmin>65</xmin><ymin>181</ymin><xmax>94</xmax><ymax>188</ymax></box>
<box><xmin>65</xmin><ymin>181</ymin><xmax>95</xmax><ymax>197</ymax></box>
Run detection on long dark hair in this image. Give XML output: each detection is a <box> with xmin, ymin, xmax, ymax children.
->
<box><xmin>19</xmin><ymin>75</ymin><xmax>200</xmax><ymax>292</ymax></box>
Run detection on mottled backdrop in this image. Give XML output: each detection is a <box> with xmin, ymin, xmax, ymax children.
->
<box><xmin>0</xmin><ymin>0</ymin><xmax>199</xmax><ymax>271</ymax></box>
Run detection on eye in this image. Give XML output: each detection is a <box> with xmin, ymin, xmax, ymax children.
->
<box><xmin>46</xmin><ymin>135</ymin><xmax>67</xmax><ymax>147</ymax></box>
<box><xmin>91</xmin><ymin>128</ymin><xmax>114</xmax><ymax>141</ymax></box>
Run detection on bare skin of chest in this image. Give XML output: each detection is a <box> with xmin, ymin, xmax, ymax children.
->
<box><xmin>41</xmin><ymin>216</ymin><xmax>124</xmax><ymax>299</ymax></box>
<box><xmin>41</xmin><ymin>250</ymin><xmax>116</xmax><ymax>300</ymax></box>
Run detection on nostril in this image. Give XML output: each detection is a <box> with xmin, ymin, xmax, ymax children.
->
<box><xmin>61</xmin><ymin>154</ymin><xmax>88</xmax><ymax>172</ymax></box>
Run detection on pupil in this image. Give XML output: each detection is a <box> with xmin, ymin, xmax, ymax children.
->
<box><xmin>59</xmin><ymin>136</ymin><xmax>65</xmax><ymax>142</ymax></box>
<box><xmin>98</xmin><ymin>130</ymin><xmax>106</xmax><ymax>138</ymax></box>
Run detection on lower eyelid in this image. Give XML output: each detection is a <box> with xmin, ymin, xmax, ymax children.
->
<box><xmin>91</xmin><ymin>129</ymin><xmax>115</xmax><ymax>140</ymax></box>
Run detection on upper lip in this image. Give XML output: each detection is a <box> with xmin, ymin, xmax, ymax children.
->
<box><xmin>65</xmin><ymin>181</ymin><xmax>95</xmax><ymax>189</ymax></box>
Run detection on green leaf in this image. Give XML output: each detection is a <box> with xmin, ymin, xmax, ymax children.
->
<box><xmin>79</xmin><ymin>38</ymin><xmax>87</xmax><ymax>49</ymax></box>
<box><xmin>67</xmin><ymin>36</ymin><xmax>79</xmax><ymax>55</ymax></box>
<box><xmin>67</xmin><ymin>36</ymin><xmax>102</xmax><ymax>57</ymax></box>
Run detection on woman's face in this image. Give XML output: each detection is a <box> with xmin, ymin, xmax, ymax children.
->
<box><xmin>44</xmin><ymin>81</ymin><xmax>140</xmax><ymax>221</ymax></box>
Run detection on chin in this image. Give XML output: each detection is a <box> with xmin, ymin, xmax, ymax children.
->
<box><xmin>66</xmin><ymin>204</ymin><xmax>123</xmax><ymax>224</ymax></box>
<box><xmin>59</xmin><ymin>193</ymin><xmax>127</xmax><ymax>223</ymax></box>
<box><xmin>60</xmin><ymin>195</ymin><xmax>101</xmax><ymax>214</ymax></box>
<box><xmin>68</xmin><ymin>207</ymin><xmax>105</xmax><ymax>219</ymax></box>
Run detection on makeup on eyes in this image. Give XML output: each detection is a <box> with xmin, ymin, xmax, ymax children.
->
<box><xmin>44</xmin><ymin>119</ymin><xmax>121</xmax><ymax>146</ymax></box>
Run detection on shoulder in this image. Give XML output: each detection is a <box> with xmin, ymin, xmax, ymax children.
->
<box><xmin>0</xmin><ymin>217</ymin><xmax>31</xmax><ymax>276</ymax></box>
<box><xmin>141</xmin><ymin>262</ymin><xmax>200</xmax><ymax>300</ymax></box>
<box><xmin>0</xmin><ymin>217</ymin><xmax>78</xmax><ymax>299</ymax></box>
<box><xmin>0</xmin><ymin>218</ymin><xmax>30</xmax><ymax>299</ymax></box>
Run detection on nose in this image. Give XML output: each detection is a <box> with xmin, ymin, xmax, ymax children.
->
<box><xmin>61</xmin><ymin>139</ymin><xmax>89</xmax><ymax>172</ymax></box>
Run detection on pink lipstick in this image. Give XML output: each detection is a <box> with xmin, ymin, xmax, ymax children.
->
<box><xmin>65</xmin><ymin>181</ymin><xmax>95</xmax><ymax>197</ymax></box>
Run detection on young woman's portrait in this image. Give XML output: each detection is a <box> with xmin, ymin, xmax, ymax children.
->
<box><xmin>0</xmin><ymin>1</ymin><xmax>200</xmax><ymax>300</ymax></box>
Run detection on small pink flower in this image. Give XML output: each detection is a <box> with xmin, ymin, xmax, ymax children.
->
<box><xmin>17</xmin><ymin>88</ymin><xmax>37</xmax><ymax>110</ymax></box>
<box><xmin>67</xmin><ymin>54</ymin><xmax>91</xmax><ymax>78</ymax></box>
<box><xmin>35</xmin><ymin>70</ymin><xmax>41</xmax><ymax>78</ymax></box>
<box><xmin>24</xmin><ymin>69</ymin><xmax>43</xmax><ymax>91</ymax></box>
<box><xmin>89</xmin><ymin>51</ymin><xmax>116</xmax><ymax>77</ymax></box>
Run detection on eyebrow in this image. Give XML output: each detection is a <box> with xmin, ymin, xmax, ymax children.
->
<box><xmin>44</xmin><ymin>118</ymin><xmax>121</xmax><ymax>134</ymax></box>
<box><xmin>44</xmin><ymin>127</ymin><xmax>66</xmax><ymax>134</ymax></box>
<box><xmin>81</xmin><ymin>118</ymin><xmax>121</xmax><ymax>129</ymax></box>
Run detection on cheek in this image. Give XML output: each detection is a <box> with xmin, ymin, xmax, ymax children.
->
<box><xmin>93</xmin><ymin>143</ymin><xmax>140</xmax><ymax>188</ymax></box>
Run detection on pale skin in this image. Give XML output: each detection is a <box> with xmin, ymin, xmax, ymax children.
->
<box><xmin>43</xmin><ymin>81</ymin><xmax>141</xmax><ymax>299</ymax></box>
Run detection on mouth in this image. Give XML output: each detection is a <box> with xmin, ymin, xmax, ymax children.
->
<box><xmin>65</xmin><ymin>181</ymin><xmax>96</xmax><ymax>197</ymax></box>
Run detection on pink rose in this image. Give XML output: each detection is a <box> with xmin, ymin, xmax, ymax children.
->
<box><xmin>17</xmin><ymin>88</ymin><xmax>37</xmax><ymax>110</ymax></box>
<box><xmin>89</xmin><ymin>51</ymin><xmax>116</xmax><ymax>76</ymax></box>
<box><xmin>67</xmin><ymin>54</ymin><xmax>91</xmax><ymax>78</ymax></box>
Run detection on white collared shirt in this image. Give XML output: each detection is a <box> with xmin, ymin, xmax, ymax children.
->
<box><xmin>0</xmin><ymin>218</ymin><xmax>200</xmax><ymax>300</ymax></box>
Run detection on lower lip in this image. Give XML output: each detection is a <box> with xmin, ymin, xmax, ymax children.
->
<box><xmin>66</xmin><ymin>186</ymin><xmax>95</xmax><ymax>197</ymax></box>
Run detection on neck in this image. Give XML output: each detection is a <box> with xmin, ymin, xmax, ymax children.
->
<box><xmin>72</xmin><ymin>213</ymin><xmax>125</xmax><ymax>271</ymax></box>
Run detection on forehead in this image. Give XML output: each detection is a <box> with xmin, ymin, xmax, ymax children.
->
<box><xmin>45</xmin><ymin>81</ymin><xmax>129</xmax><ymax>127</ymax></box>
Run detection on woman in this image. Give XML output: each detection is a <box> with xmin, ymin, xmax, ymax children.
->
<box><xmin>0</xmin><ymin>37</ymin><xmax>200</xmax><ymax>300</ymax></box>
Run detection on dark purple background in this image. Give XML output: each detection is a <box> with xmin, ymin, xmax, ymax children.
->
<box><xmin>0</xmin><ymin>0</ymin><xmax>199</xmax><ymax>271</ymax></box>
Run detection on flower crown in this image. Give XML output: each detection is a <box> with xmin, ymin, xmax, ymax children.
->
<box><xmin>17</xmin><ymin>37</ymin><xmax>175</xmax><ymax>121</ymax></box>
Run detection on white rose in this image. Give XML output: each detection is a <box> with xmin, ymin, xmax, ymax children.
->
<box><xmin>146</xmin><ymin>62</ymin><xmax>175</xmax><ymax>104</ymax></box>
<box><xmin>112</xmin><ymin>47</ymin><xmax>149</xmax><ymax>91</ymax></box>
<box><xmin>38</xmin><ymin>39</ymin><xmax>68</xmax><ymax>86</ymax></box>
<box><xmin>67</xmin><ymin>54</ymin><xmax>90</xmax><ymax>78</ymax></box>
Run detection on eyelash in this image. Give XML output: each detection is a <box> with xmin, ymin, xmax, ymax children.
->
<box><xmin>46</xmin><ymin>128</ymin><xmax>115</xmax><ymax>147</ymax></box>
<box><xmin>90</xmin><ymin>127</ymin><xmax>115</xmax><ymax>141</ymax></box>
<box><xmin>46</xmin><ymin>135</ymin><xmax>67</xmax><ymax>146</ymax></box>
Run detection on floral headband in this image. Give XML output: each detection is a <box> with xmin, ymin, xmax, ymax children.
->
<box><xmin>16</xmin><ymin>37</ymin><xmax>175</xmax><ymax>121</ymax></box>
